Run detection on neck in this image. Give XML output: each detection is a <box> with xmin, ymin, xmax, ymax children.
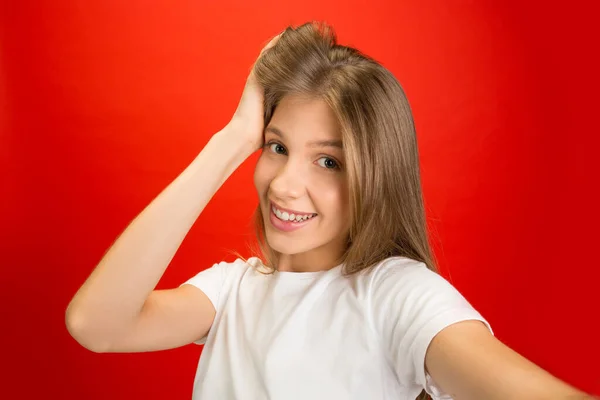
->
<box><xmin>275</xmin><ymin>240</ymin><xmax>347</xmax><ymax>273</ymax></box>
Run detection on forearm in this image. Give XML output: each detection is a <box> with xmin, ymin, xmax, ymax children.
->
<box><xmin>65</xmin><ymin>125</ymin><xmax>253</xmax><ymax>347</ymax></box>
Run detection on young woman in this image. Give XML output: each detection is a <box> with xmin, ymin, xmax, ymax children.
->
<box><xmin>66</xmin><ymin>23</ymin><xmax>594</xmax><ymax>400</ymax></box>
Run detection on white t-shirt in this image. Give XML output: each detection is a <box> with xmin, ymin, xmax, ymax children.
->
<box><xmin>180</xmin><ymin>256</ymin><xmax>493</xmax><ymax>400</ymax></box>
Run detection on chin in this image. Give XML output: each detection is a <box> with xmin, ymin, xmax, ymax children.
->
<box><xmin>265</xmin><ymin>232</ymin><xmax>296</xmax><ymax>255</ymax></box>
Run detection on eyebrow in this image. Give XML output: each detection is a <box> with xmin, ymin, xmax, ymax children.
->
<box><xmin>265</xmin><ymin>126</ymin><xmax>343</xmax><ymax>149</ymax></box>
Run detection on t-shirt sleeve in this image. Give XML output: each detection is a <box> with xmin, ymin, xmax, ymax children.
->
<box><xmin>368</xmin><ymin>257</ymin><xmax>494</xmax><ymax>399</ymax></box>
<box><xmin>179</xmin><ymin>260</ymin><xmax>230</xmax><ymax>345</ymax></box>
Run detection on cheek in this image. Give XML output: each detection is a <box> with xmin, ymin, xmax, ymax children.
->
<box><xmin>313</xmin><ymin>179</ymin><xmax>349</xmax><ymax>216</ymax></box>
<box><xmin>253</xmin><ymin>159</ymin><xmax>264</xmax><ymax>193</ymax></box>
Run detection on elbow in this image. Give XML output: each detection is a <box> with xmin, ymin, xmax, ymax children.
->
<box><xmin>65</xmin><ymin>304</ymin><xmax>112</xmax><ymax>353</ymax></box>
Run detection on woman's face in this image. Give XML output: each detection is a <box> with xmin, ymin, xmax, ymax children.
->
<box><xmin>253</xmin><ymin>94</ymin><xmax>350</xmax><ymax>272</ymax></box>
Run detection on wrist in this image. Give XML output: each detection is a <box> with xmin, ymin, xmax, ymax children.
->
<box><xmin>213</xmin><ymin>123</ymin><xmax>258</xmax><ymax>158</ymax></box>
<box><xmin>220</xmin><ymin>121</ymin><xmax>261</xmax><ymax>154</ymax></box>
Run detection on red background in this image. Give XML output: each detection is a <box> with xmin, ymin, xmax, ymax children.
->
<box><xmin>1</xmin><ymin>0</ymin><xmax>598</xmax><ymax>398</ymax></box>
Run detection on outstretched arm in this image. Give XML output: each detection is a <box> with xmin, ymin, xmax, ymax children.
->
<box><xmin>425</xmin><ymin>320</ymin><xmax>595</xmax><ymax>399</ymax></box>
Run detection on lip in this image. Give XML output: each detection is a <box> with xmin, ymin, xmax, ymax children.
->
<box><xmin>268</xmin><ymin>201</ymin><xmax>317</xmax><ymax>233</ymax></box>
<box><xmin>269</xmin><ymin>200</ymin><xmax>316</xmax><ymax>217</ymax></box>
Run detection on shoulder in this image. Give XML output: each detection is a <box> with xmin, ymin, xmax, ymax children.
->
<box><xmin>217</xmin><ymin>256</ymin><xmax>261</xmax><ymax>271</ymax></box>
<box><xmin>363</xmin><ymin>256</ymin><xmax>441</xmax><ymax>287</ymax></box>
<box><xmin>182</xmin><ymin>256</ymin><xmax>259</xmax><ymax>285</ymax></box>
<box><xmin>216</xmin><ymin>256</ymin><xmax>264</xmax><ymax>279</ymax></box>
<box><xmin>374</xmin><ymin>256</ymin><xmax>429</xmax><ymax>270</ymax></box>
<box><xmin>352</xmin><ymin>256</ymin><xmax>455</xmax><ymax>311</ymax></box>
<box><xmin>365</xmin><ymin>256</ymin><xmax>479</xmax><ymax>319</ymax></box>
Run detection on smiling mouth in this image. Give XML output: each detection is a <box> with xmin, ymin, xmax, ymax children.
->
<box><xmin>271</xmin><ymin>204</ymin><xmax>317</xmax><ymax>223</ymax></box>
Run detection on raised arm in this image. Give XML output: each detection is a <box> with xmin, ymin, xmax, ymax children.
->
<box><xmin>65</xmin><ymin>125</ymin><xmax>252</xmax><ymax>352</ymax></box>
<box><xmin>65</xmin><ymin>33</ymin><xmax>281</xmax><ymax>353</ymax></box>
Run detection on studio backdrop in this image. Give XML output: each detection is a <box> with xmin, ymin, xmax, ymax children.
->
<box><xmin>1</xmin><ymin>1</ymin><xmax>598</xmax><ymax>398</ymax></box>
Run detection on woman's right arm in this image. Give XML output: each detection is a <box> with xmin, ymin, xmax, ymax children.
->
<box><xmin>65</xmin><ymin>126</ymin><xmax>255</xmax><ymax>353</ymax></box>
<box><xmin>66</xmin><ymin>33</ymin><xmax>281</xmax><ymax>353</ymax></box>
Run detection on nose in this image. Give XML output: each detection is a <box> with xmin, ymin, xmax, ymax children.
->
<box><xmin>269</xmin><ymin>158</ymin><xmax>306</xmax><ymax>201</ymax></box>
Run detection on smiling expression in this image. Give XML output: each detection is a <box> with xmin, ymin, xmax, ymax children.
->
<box><xmin>253</xmin><ymin>94</ymin><xmax>351</xmax><ymax>272</ymax></box>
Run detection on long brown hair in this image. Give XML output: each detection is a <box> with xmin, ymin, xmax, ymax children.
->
<box><xmin>248</xmin><ymin>22</ymin><xmax>437</xmax><ymax>400</ymax></box>
<box><xmin>251</xmin><ymin>22</ymin><xmax>437</xmax><ymax>273</ymax></box>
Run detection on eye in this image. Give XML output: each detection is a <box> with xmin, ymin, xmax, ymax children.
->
<box><xmin>317</xmin><ymin>157</ymin><xmax>340</xmax><ymax>170</ymax></box>
<box><xmin>267</xmin><ymin>142</ymin><xmax>287</xmax><ymax>155</ymax></box>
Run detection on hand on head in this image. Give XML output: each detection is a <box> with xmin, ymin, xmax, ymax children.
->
<box><xmin>227</xmin><ymin>32</ymin><xmax>283</xmax><ymax>151</ymax></box>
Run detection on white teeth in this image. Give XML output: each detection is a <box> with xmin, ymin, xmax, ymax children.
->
<box><xmin>272</xmin><ymin>205</ymin><xmax>315</xmax><ymax>222</ymax></box>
